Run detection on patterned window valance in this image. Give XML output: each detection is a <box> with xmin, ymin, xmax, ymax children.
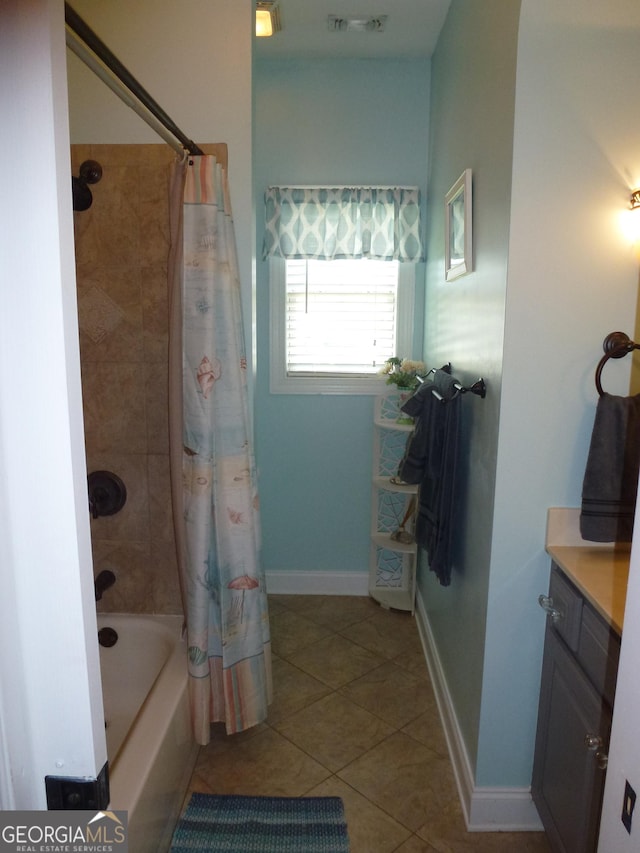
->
<box><xmin>262</xmin><ymin>186</ymin><xmax>424</xmax><ymax>262</ymax></box>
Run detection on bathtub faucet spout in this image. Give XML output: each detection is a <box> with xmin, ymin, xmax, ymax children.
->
<box><xmin>95</xmin><ymin>570</ymin><xmax>116</xmax><ymax>601</ymax></box>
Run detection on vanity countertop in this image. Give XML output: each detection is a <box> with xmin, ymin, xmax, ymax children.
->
<box><xmin>545</xmin><ymin>544</ymin><xmax>630</xmax><ymax>635</ymax></box>
<box><xmin>546</xmin><ymin>508</ymin><xmax>631</xmax><ymax>635</ymax></box>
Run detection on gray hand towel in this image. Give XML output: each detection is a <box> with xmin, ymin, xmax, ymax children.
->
<box><xmin>580</xmin><ymin>392</ymin><xmax>640</xmax><ymax>542</ymax></box>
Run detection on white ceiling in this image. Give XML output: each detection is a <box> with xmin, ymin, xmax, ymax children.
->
<box><xmin>253</xmin><ymin>0</ymin><xmax>452</xmax><ymax>60</ymax></box>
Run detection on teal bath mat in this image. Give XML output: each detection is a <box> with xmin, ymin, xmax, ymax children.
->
<box><xmin>170</xmin><ymin>793</ymin><xmax>350</xmax><ymax>852</ymax></box>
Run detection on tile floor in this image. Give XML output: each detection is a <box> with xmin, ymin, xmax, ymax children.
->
<box><xmin>187</xmin><ymin>595</ymin><xmax>551</xmax><ymax>852</ymax></box>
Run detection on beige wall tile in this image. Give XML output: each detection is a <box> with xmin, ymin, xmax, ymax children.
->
<box><xmin>74</xmin><ymin>143</ymin><xmax>181</xmax><ymax>616</ymax></box>
<box><xmin>144</xmin><ymin>362</ymin><xmax>169</xmax><ymax>453</ymax></box>
<box><xmin>93</xmin><ymin>540</ymin><xmax>153</xmax><ymax>613</ymax></box>
<box><xmin>142</xmin><ymin>145</ymin><xmax>176</xmax><ymax>170</ymax></box>
<box><xmin>76</xmin><ymin>265</ymin><xmax>143</xmax><ymax>362</ymax></box>
<box><xmin>139</xmin><ymin>207</ymin><xmax>170</xmax><ymax>266</ymax></box>
<box><xmin>150</xmin><ymin>539</ymin><xmax>182</xmax><ymax>614</ymax></box>
<box><xmin>70</xmin><ymin>145</ymin><xmax>92</xmax><ymax>172</ymax></box>
<box><xmin>147</xmin><ymin>454</ymin><xmax>173</xmax><ymax>541</ymax></box>
<box><xmin>82</xmin><ymin>361</ymin><xmax>147</xmax><ymax>456</ymax></box>
<box><xmin>141</xmin><ymin>266</ymin><xmax>169</xmax><ymax>364</ymax></box>
<box><xmin>89</xmin><ymin>144</ymin><xmax>145</xmax><ymax>167</ymax></box>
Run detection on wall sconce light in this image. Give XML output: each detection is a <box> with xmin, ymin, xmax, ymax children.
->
<box><xmin>256</xmin><ymin>2</ymin><xmax>282</xmax><ymax>37</ymax></box>
<box><xmin>622</xmin><ymin>188</ymin><xmax>640</xmax><ymax>246</ymax></box>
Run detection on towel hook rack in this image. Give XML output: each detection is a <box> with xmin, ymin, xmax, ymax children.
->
<box><xmin>419</xmin><ymin>365</ymin><xmax>486</xmax><ymax>401</ymax></box>
<box><xmin>434</xmin><ymin>377</ymin><xmax>486</xmax><ymax>401</ymax></box>
<box><xmin>594</xmin><ymin>331</ymin><xmax>640</xmax><ymax>396</ymax></box>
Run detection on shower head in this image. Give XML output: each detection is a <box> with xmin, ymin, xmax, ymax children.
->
<box><xmin>72</xmin><ymin>159</ymin><xmax>103</xmax><ymax>211</ymax></box>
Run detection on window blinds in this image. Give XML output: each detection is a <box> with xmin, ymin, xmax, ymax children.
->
<box><xmin>285</xmin><ymin>258</ymin><xmax>398</xmax><ymax>375</ymax></box>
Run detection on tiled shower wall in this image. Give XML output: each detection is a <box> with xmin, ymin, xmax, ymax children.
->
<box><xmin>72</xmin><ymin>144</ymin><xmax>182</xmax><ymax>614</ymax></box>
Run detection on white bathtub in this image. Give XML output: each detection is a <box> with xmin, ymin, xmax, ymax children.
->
<box><xmin>98</xmin><ymin>614</ymin><xmax>199</xmax><ymax>853</ymax></box>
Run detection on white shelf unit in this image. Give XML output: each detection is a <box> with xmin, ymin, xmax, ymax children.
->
<box><xmin>369</xmin><ymin>394</ymin><xmax>418</xmax><ymax>613</ymax></box>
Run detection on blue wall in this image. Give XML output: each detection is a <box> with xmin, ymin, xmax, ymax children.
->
<box><xmin>477</xmin><ymin>0</ymin><xmax>640</xmax><ymax>789</ymax></box>
<box><xmin>422</xmin><ymin>0</ymin><xmax>640</xmax><ymax>796</ymax></box>
<box><xmin>421</xmin><ymin>0</ymin><xmax>521</xmax><ymax>779</ymax></box>
<box><xmin>253</xmin><ymin>59</ymin><xmax>430</xmax><ymax>579</ymax></box>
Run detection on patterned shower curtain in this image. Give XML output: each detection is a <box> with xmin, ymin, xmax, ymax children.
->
<box><xmin>168</xmin><ymin>154</ymin><xmax>271</xmax><ymax>744</ymax></box>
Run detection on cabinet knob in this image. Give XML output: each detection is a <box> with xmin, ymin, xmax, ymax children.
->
<box><xmin>584</xmin><ymin>733</ymin><xmax>603</xmax><ymax>751</ymax></box>
<box><xmin>585</xmin><ymin>735</ymin><xmax>608</xmax><ymax>768</ymax></box>
<box><xmin>538</xmin><ymin>594</ymin><xmax>562</xmax><ymax>622</ymax></box>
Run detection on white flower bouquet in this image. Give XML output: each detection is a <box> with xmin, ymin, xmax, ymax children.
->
<box><xmin>379</xmin><ymin>357</ymin><xmax>428</xmax><ymax>391</ymax></box>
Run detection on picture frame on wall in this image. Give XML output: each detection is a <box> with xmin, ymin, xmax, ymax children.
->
<box><xmin>445</xmin><ymin>169</ymin><xmax>472</xmax><ymax>280</ymax></box>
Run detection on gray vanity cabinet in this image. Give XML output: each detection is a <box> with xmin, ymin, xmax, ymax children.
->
<box><xmin>532</xmin><ymin>563</ymin><xmax>621</xmax><ymax>853</ymax></box>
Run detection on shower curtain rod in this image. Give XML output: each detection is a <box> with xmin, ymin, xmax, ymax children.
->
<box><xmin>64</xmin><ymin>3</ymin><xmax>204</xmax><ymax>157</ymax></box>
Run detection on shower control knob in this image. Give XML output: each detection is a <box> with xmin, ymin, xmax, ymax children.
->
<box><xmin>88</xmin><ymin>470</ymin><xmax>127</xmax><ymax>518</ymax></box>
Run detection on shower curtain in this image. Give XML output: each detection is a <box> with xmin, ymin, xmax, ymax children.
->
<box><xmin>168</xmin><ymin>154</ymin><xmax>271</xmax><ymax>744</ymax></box>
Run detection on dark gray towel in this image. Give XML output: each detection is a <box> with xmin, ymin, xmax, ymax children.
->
<box><xmin>396</xmin><ymin>380</ymin><xmax>437</xmax><ymax>484</ymax></box>
<box><xmin>580</xmin><ymin>392</ymin><xmax>640</xmax><ymax>542</ymax></box>
<box><xmin>398</xmin><ymin>369</ymin><xmax>460</xmax><ymax>586</ymax></box>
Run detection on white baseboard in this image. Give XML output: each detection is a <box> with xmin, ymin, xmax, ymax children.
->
<box><xmin>467</xmin><ymin>787</ymin><xmax>544</xmax><ymax>831</ymax></box>
<box><xmin>414</xmin><ymin>590</ymin><xmax>543</xmax><ymax>832</ymax></box>
<box><xmin>265</xmin><ymin>570</ymin><xmax>369</xmax><ymax>597</ymax></box>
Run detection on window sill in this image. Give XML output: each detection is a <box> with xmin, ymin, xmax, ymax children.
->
<box><xmin>270</xmin><ymin>374</ymin><xmax>390</xmax><ymax>395</ymax></box>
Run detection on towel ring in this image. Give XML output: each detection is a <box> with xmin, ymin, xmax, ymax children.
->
<box><xmin>594</xmin><ymin>331</ymin><xmax>640</xmax><ymax>396</ymax></box>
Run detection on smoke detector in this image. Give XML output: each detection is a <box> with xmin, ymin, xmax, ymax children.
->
<box><xmin>327</xmin><ymin>15</ymin><xmax>388</xmax><ymax>32</ymax></box>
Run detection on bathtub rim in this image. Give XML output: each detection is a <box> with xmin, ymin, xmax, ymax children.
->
<box><xmin>96</xmin><ymin>613</ymin><xmax>193</xmax><ymax>818</ymax></box>
<box><xmin>98</xmin><ymin>612</ymin><xmax>180</xmax><ymax>768</ymax></box>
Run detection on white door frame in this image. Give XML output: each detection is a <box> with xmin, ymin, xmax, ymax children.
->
<box><xmin>0</xmin><ymin>0</ymin><xmax>106</xmax><ymax>809</ymax></box>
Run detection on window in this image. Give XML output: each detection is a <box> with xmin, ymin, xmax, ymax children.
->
<box><xmin>263</xmin><ymin>185</ymin><xmax>423</xmax><ymax>394</ymax></box>
<box><xmin>270</xmin><ymin>257</ymin><xmax>415</xmax><ymax>394</ymax></box>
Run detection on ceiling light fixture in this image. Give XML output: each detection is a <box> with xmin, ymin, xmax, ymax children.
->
<box><xmin>256</xmin><ymin>1</ymin><xmax>282</xmax><ymax>37</ymax></box>
<box><xmin>327</xmin><ymin>14</ymin><xmax>388</xmax><ymax>32</ymax></box>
